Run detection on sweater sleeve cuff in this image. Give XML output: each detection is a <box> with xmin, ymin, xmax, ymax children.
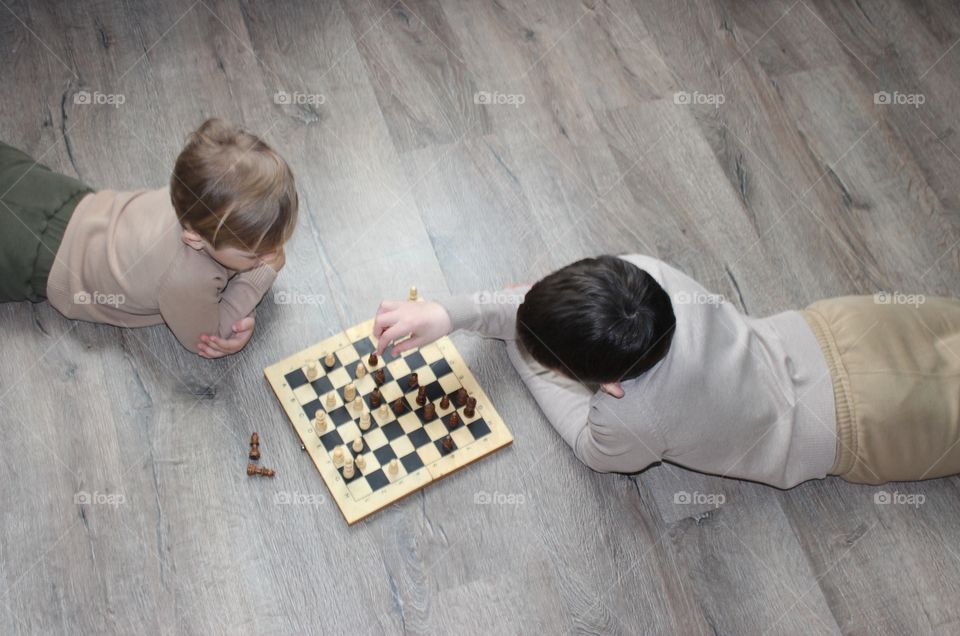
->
<box><xmin>437</xmin><ymin>294</ymin><xmax>482</xmax><ymax>333</ymax></box>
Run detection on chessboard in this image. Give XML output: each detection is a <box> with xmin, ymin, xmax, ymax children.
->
<box><xmin>264</xmin><ymin>319</ymin><xmax>513</xmax><ymax>525</ymax></box>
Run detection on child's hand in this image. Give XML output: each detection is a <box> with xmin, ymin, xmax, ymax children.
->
<box><xmin>261</xmin><ymin>247</ymin><xmax>286</xmax><ymax>272</ymax></box>
<box><xmin>197</xmin><ymin>316</ymin><xmax>256</xmax><ymax>359</ymax></box>
<box><xmin>373</xmin><ymin>300</ymin><xmax>451</xmax><ymax>357</ymax></box>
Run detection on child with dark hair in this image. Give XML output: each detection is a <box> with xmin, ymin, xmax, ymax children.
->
<box><xmin>0</xmin><ymin>118</ymin><xmax>297</xmax><ymax>357</ymax></box>
<box><xmin>372</xmin><ymin>254</ymin><xmax>960</xmax><ymax>488</ymax></box>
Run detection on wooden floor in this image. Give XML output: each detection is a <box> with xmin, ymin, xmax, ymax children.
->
<box><xmin>2</xmin><ymin>0</ymin><xmax>960</xmax><ymax>633</ymax></box>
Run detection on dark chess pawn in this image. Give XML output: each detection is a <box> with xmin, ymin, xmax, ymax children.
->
<box><xmin>367</xmin><ymin>353</ymin><xmax>378</xmax><ymax>367</ymax></box>
<box><xmin>407</xmin><ymin>372</ymin><xmax>419</xmax><ymax>389</ymax></box>
<box><xmin>416</xmin><ymin>386</ymin><xmax>427</xmax><ymax>405</ymax></box>
<box><xmin>442</xmin><ymin>435</ymin><xmax>454</xmax><ymax>453</ymax></box>
<box><xmin>370</xmin><ymin>387</ymin><xmax>382</xmax><ymax>408</ymax></box>
<box><xmin>456</xmin><ymin>388</ymin><xmax>468</xmax><ymax>407</ymax></box>
<box><xmin>394</xmin><ymin>398</ymin><xmax>406</xmax><ymax>414</ymax></box>
<box><xmin>447</xmin><ymin>412</ymin><xmax>460</xmax><ymax>429</ymax></box>
<box><xmin>423</xmin><ymin>403</ymin><xmax>436</xmax><ymax>420</ymax></box>
<box><xmin>374</xmin><ymin>368</ymin><xmax>386</xmax><ymax>385</ymax></box>
<box><xmin>439</xmin><ymin>395</ymin><xmax>450</xmax><ymax>410</ymax></box>
<box><xmin>464</xmin><ymin>396</ymin><xmax>477</xmax><ymax>419</ymax></box>
<box><xmin>247</xmin><ymin>463</ymin><xmax>275</xmax><ymax>477</ymax></box>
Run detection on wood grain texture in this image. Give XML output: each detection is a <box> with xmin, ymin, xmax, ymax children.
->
<box><xmin>2</xmin><ymin>0</ymin><xmax>960</xmax><ymax>633</ymax></box>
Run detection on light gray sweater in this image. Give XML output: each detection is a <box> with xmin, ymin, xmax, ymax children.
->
<box><xmin>440</xmin><ymin>254</ymin><xmax>837</xmax><ymax>488</ymax></box>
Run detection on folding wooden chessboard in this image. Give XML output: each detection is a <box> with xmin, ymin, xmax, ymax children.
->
<box><xmin>264</xmin><ymin>319</ymin><xmax>513</xmax><ymax>525</ymax></box>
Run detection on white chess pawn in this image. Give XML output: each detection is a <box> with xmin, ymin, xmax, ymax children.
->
<box><xmin>388</xmin><ymin>459</ymin><xmax>399</xmax><ymax>476</ymax></box>
<box><xmin>332</xmin><ymin>446</ymin><xmax>344</xmax><ymax>466</ymax></box>
<box><xmin>359</xmin><ymin>411</ymin><xmax>371</xmax><ymax>431</ymax></box>
<box><xmin>326</xmin><ymin>392</ymin><xmax>337</xmax><ymax>408</ymax></box>
<box><xmin>344</xmin><ymin>383</ymin><xmax>357</xmax><ymax>402</ymax></box>
<box><xmin>378</xmin><ymin>404</ymin><xmax>389</xmax><ymax>418</ymax></box>
<box><xmin>315</xmin><ymin>411</ymin><xmax>326</xmax><ymax>432</ymax></box>
<box><xmin>352</xmin><ymin>437</ymin><xmax>364</xmax><ymax>453</ymax></box>
<box><xmin>356</xmin><ymin>455</ymin><xmax>366</xmax><ymax>470</ymax></box>
<box><xmin>343</xmin><ymin>457</ymin><xmax>355</xmax><ymax>479</ymax></box>
<box><xmin>324</xmin><ymin>352</ymin><xmax>336</xmax><ymax>367</ymax></box>
<box><xmin>409</xmin><ymin>286</ymin><xmax>418</xmax><ymax>301</ymax></box>
<box><xmin>356</xmin><ymin>363</ymin><xmax>367</xmax><ymax>379</ymax></box>
<box><xmin>306</xmin><ymin>362</ymin><xmax>319</xmax><ymax>381</ymax></box>
<box><xmin>352</xmin><ymin>396</ymin><xmax>363</xmax><ymax>411</ymax></box>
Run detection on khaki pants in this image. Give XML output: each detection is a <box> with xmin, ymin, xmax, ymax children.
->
<box><xmin>801</xmin><ymin>296</ymin><xmax>960</xmax><ymax>484</ymax></box>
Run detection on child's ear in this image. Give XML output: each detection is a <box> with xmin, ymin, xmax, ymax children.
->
<box><xmin>180</xmin><ymin>227</ymin><xmax>206</xmax><ymax>251</ymax></box>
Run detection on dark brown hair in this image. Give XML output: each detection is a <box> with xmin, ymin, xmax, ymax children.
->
<box><xmin>517</xmin><ymin>256</ymin><xmax>676</xmax><ymax>383</ymax></box>
<box><xmin>171</xmin><ymin>118</ymin><xmax>298</xmax><ymax>252</ymax></box>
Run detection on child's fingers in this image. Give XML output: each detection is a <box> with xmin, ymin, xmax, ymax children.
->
<box><xmin>376</xmin><ymin>321</ymin><xmax>410</xmax><ymax>355</ymax></box>
<box><xmin>373</xmin><ymin>310</ymin><xmax>398</xmax><ymax>343</ymax></box>
<box><xmin>390</xmin><ymin>335</ymin><xmax>423</xmax><ymax>356</ymax></box>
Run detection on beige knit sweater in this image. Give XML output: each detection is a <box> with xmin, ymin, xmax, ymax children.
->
<box><xmin>439</xmin><ymin>254</ymin><xmax>838</xmax><ymax>488</ymax></box>
<box><xmin>46</xmin><ymin>187</ymin><xmax>277</xmax><ymax>353</ymax></box>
